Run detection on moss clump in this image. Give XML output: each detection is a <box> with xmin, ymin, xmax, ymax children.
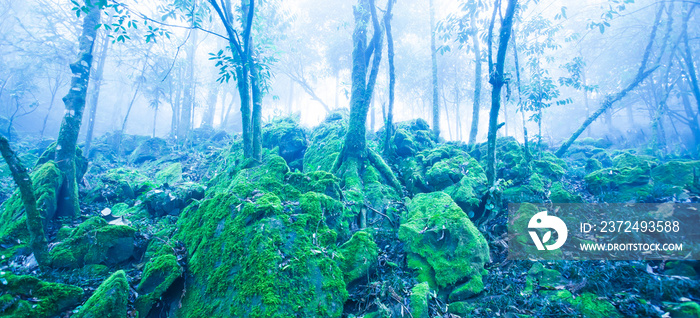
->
<box><xmin>338</xmin><ymin>230</ymin><xmax>378</xmax><ymax>285</ymax></box>
<box><xmin>651</xmin><ymin>161</ymin><xmax>700</xmax><ymax>195</ymax></box>
<box><xmin>523</xmin><ymin>262</ymin><xmax>566</xmax><ymax>296</ymax></box>
<box><xmin>584</xmin><ymin>152</ymin><xmax>658</xmax><ymax>201</ymax></box>
<box><xmin>88</xmin><ymin>167</ymin><xmax>153</xmax><ymax>203</ymax></box>
<box><xmin>449</xmin><ymin>274</ymin><xmax>484</xmax><ymax>301</ymax></box>
<box><xmin>410</xmin><ymin>282</ymin><xmax>430</xmax><ymax>318</ymax></box>
<box><xmin>286</xmin><ymin>170</ymin><xmax>342</xmax><ymax>199</ymax></box>
<box><xmin>531</xmin><ymin>153</ymin><xmax>567</xmax><ymax>181</ymax></box>
<box><xmin>50</xmin><ymin>217</ymin><xmax>135</xmax><ymax>268</ymax></box>
<box><xmin>399</xmin><ymin>192</ymin><xmax>489</xmax><ymax>291</ymax></box>
<box><xmin>129</xmin><ymin>137</ymin><xmax>169</xmax><ymax>164</ymax></box>
<box><xmin>155</xmin><ymin>162</ymin><xmax>183</xmax><ymax>186</ymax></box>
<box><xmin>73</xmin><ymin>270</ymin><xmax>129</xmax><ymax>318</ymax></box>
<box><xmin>175</xmin><ymin>188</ymin><xmax>347</xmax><ymax>317</ymax></box>
<box><xmin>135</xmin><ymin>254</ymin><xmax>183</xmax><ymax>316</ymax></box>
<box><xmin>304</xmin><ymin>112</ymin><xmax>347</xmax><ymax>172</ymax></box>
<box><xmin>262</xmin><ymin>116</ymin><xmax>308</xmax><ymax>171</ymax></box>
<box><xmin>668</xmin><ymin>301</ymin><xmax>700</xmax><ymax>318</ymax></box>
<box><xmin>549</xmin><ymin>182</ymin><xmax>582</xmax><ymax>203</ymax></box>
<box><xmin>551</xmin><ymin>291</ymin><xmax>623</xmax><ymax>318</ymax></box>
<box><xmin>0</xmin><ymin>161</ymin><xmax>62</xmax><ymax>245</ymax></box>
<box><xmin>0</xmin><ymin>272</ymin><xmax>84</xmax><ymax>318</ymax></box>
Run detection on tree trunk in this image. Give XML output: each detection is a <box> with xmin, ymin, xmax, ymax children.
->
<box><xmin>83</xmin><ymin>24</ymin><xmax>110</xmax><ymax>159</ymax></box>
<box><xmin>680</xmin><ymin>80</ymin><xmax>700</xmax><ymax>147</ymax></box>
<box><xmin>0</xmin><ymin>136</ymin><xmax>49</xmax><ymax>268</ymax></box>
<box><xmin>468</xmin><ymin>16</ymin><xmax>482</xmax><ymax>145</ymax></box>
<box><xmin>429</xmin><ymin>0</ymin><xmax>440</xmax><ymax>142</ymax></box>
<box><xmin>454</xmin><ymin>78</ymin><xmax>461</xmax><ymax>141</ymax></box>
<box><xmin>55</xmin><ymin>5</ymin><xmax>100</xmax><ymax>219</ymax></box>
<box><xmin>40</xmin><ymin>77</ymin><xmax>62</xmax><ymax>140</ymax></box>
<box><xmin>383</xmin><ymin>0</ymin><xmax>395</xmax><ymax>156</ymax></box>
<box><xmin>251</xmin><ymin>60</ymin><xmax>263</xmax><ymax>161</ymax></box>
<box><xmin>202</xmin><ymin>85</ymin><xmax>219</xmax><ymax>128</ymax></box>
<box><xmin>555</xmin><ymin>3</ymin><xmax>664</xmax><ymax>157</ymax></box>
<box><xmin>178</xmin><ymin>29</ymin><xmax>197</xmax><ymax>143</ymax></box>
<box><xmin>681</xmin><ymin>5</ymin><xmax>700</xmax><ymax>114</ymax></box>
<box><xmin>513</xmin><ymin>29</ymin><xmax>530</xmax><ymax>163</ymax></box>
<box><xmin>486</xmin><ymin>0</ymin><xmax>517</xmax><ymax>186</ymax></box>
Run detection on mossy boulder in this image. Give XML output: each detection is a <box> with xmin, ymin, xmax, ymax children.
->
<box><xmin>286</xmin><ymin>171</ymin><xmax>342</xmax><ymax>199</ymax></box>
<box><xmin>668</xmin><ymin>301</ymin><xmax>700</xmax><ymax>318</ymax></box>
<box><xmin>304</xmin><ymin>111</ymin><xmax>347</xmax><ymax>172</ymax></box>
<box><xmin>135</xmin><ymin>254</ymin><xmax>183</xmax><ymax>316</ymax></box>
<box><xmin>50</xmin><ymin>217</ymin><xmax>136</xmax><ymax>268</ymax></box>
<box><xmin>338</xmin><ymin>230</ymin><xmax>378</xmax><ymax>286</ymax></box>
<box><xmin>155</xmin><ymin>162</ymin><xmax>183</xmax><ymax>186</ymax></box>
<box><xmin>523</xmin><ymin>262</ymin><xmax>567</xmax><ymax>296</ymax></box>
<box><xmin>0</xmin><ymin>161</ymin><xmax>62</xmax><ymax>246</ymax></box>
<box><xmin>35</xmin><ymin>142</ymin><xmax>88</xmax><ymax>182</ymax></box>
<box><xmin>0</xmin><ymin>272</ymin><xmax>84</xmax><ymax>318</ymax></box>
<box><xmin>399</xmin><ymin>192</ymin><xmax>489</xmax><ymax>297</ymax></box>
<box><xmin>651</xmin><ymin>161</ymin><xmax>700</xmax><ymax>195</ymax></box>
<box><xmin>549</xmin><ymin>182</ymin><xmax>582</xmax><ymax>203</ymax></box>
<box><xmin>90</xmin><ymin>168</ymin><xmax>153</xmax><ymax>203</ymax></box>
<box><xmin>175</xmin><ymin>188</ymin><xmax>347</xmax><ymax>317</ymax></box>
<box><xmin>144</xmin><ymin>182</ymin><xmax>205</xmax><ymax>217</ymax></box>
<box><xmin>73</xmin><ymin>270</ymin><xmax>129</xmax><ymax>318</ymax></box>
<box><xmin>262</xmin><ymin>116</ymin><xmax>308</xmax><ymax>171</ymax></box>
<box><xmin>129</xmin><ymin>137</ymin><xmax>169</xmax><ymax>165</ymax></box>
<box><xmin>410</xmin><ymin>282</ymin><xmax>430</xmax><ymax>318</ymax></box>
<box><xmin>584</xmin><ymin>152</ymin><xmax>658</xmax><ymax>201</ymax></box>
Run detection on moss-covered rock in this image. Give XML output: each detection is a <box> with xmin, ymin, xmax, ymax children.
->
<box><xmin>89</xmin><ymin>167</ymin><xmax>153</xmax><ymax>203</ymax></box>
<box><xmin>668</xmin><ymin>301</ymin><xmax>700</xmax><ymax>318</ymax></box>
<box><xmin>50</xmin><ymin>217</ymin><xmax>135</xmax><ymax>268</ymax></box>
<box><xmin>410</xmin><ymin>282</ymin><xmax>430</xmax><ymax>318</ymax></box>
<box><xmin>651</xmin><ymin>161</ymin><xmax>700</xmax><ymax>195</ymax></box>
<box><xmin>338</xmin><ymin>230</ymin><xmax>378</xmax><ymax>286</ymax></box>
<box><xmin>144</xmin><ymin>182</ymin><xmax>205</xmax><ymax>217</ymax></box>
<box><xmin>549</xmin><ymin>182</ymin><xmax>582</xmax><ymax>203</ymax></box>
<box><xmin>155</xmin><ymin>162</ymin><xmax>183</xmax><ymax>186</ymax></box>
<box><xmin>135</xmin><ymin>254</ymin><xmax>183</xmax><ymax>316</ymax></box>
<box><xmin>129</xmin><ymin>137</ymin><xmax>169</xmax><ymax>165</ymax></box>
<box><xmin>262</xmin><ymin>116</ymin><xmax>308</xmax><ymax>171</ymax></box>
<box><xmin>0</xmin><ymin>161</ymin><xmax>62</xmax><ymax>246</ymax></box>
<box><xmin>35</xmin><ymin>142</ymin><xmax>88</xmax><ymax>182</ymax></box>
<box><xmin>304</xmin><ymin>111</ymin><xmax>347</xmax><ymax>172</ymax></box>
<box><xmin>523</xmin><ymin>262</ymin><xmax>567</xmax><ymax>296</ymax></box>
<box><xmin>399</xmin><ymin>192</ymin><xmax>489</xmax><ymax>296</ymax></box>
<box><xmin>584</xmin><ymin>152</ymin><xmax>659</xmax><ymax>201</ymax></box>
<box><xmin>175</xmin><ymin>186</ymin><xmax>347</xmax><ymax>317</ymax></box>
<box><xmin>0</xmin><ymin>272</ymin><xmax>83</xmax><ymax>318</ymax></box>
<box><xmin>73</xmin><ymin>270</ymin><xmax>129</xmax><ymax>318</ymax></box>
<box><xmin>286</xmin><ymin>170</ymin><xmax>342</xmax><ymax>199</ymax></box>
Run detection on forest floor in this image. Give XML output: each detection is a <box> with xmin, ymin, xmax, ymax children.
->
<box><xmin>0</xmin><ymin>112</ymin><xmax>699</xmax><ymax>318</ymax></box>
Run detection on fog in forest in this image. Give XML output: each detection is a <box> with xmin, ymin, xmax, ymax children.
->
<box><xmin>1</xmin><ymin>0</ymin><xmax>699</xmax><ymax>317</ymax></box>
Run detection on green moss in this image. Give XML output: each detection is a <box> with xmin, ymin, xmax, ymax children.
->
<box><xmin>0</xmin><ymin>161</ymin><xmax>62</xmax><ymax>245</ymax></box>
<box><xmin>410</xmin><ymin>282</ymin><xmax>430</xmax><ymax>318</ymax></box>
<box><xmin>448</xmin><ymin>274</ymin><xmax>484</xmax><ymax>301</ymax></box>
<box><xmin>0</xmin><ymin>272</ymin><xmax>83</xmax><ymax>318</ymax></box>
<box><xmin>531</xmin><ymin>153</ymin><xmax>567</xmax><ymax>181</ymax></box>
<box><xmin>50</xmin><ymin>217</ymin><xmax>135</xmax><ymax>268</ymax></box>
<box><xmin>584</xmin><ymin>154</ymin><xmax>658</xmax><ymax>201</ymax></box>
<box><xmin>448</xmin><ymin>301</ymin><xmax>477</xmax><ymax>317</ymax></box>
<box><xmin>651</xmin><ymin>161</ymin><xmax>700</xmax><ymax>194</ymax></box>
<box><xmin>175</xmin><ymin>188</ymin><xmax>347</xmax><ymax>317</ymax></box>
<box><xmin>74</xmin><ymin>270</ymin><xmax>129</xmax><ymax>318</ymax></box>
<box><xmin>338</xmin><ymin>230</ymin><xmax>378</xmax><ymax>285</ymax></box>
<box><xmin>135</xmin><ymin>254</ymin><xmax>183</xmax><ymax>316</ymax></box>
<box><xmin>523</xmin><ymin>262</ymin><xmax>566</xmax><ymax>296</ymax></box>
<box><xmin>399</xmin><ymin>192</ymin><xmax>489</xmax><ymax>290</ymax></box>
<box><xmin>668</xmin><ymin>301</ymin><xmax>700</xmax><ymax>318</ymax></box>
<box><xmin>304</xmin><ymin>113</ymin><xmax>347</xmax><ymax>172</ymax></box>
<box><xmin>585</xmin><ymin>158</ymin><xmax>603</xmax><ymax>174</ymax></box>
<box><xmin>286</xmin><ymin>171</ymin><xmax>342</xmax><ymax>199</ymax></box>
<box><xmin>549</xmin><ymin>182</ymin><xmax>582</xmax><ymax>203</ymax></box>
<box><xmin>155</xmin><ymin>162</ymin><xmax>183</xmax><ymax>186</ymax></box>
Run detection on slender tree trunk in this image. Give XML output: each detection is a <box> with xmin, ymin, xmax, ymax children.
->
<box><xmin>251</xmin><ymin>60</ymin><xmax>263</xmax><ymax>161</ymax></box>
<box><xmin>370</xmin><ymin>95</ymin><xmax>376</xmax><ymax>132</ymax></box>
<box><xmin>680</xmin><ymin>80</ymin><xmax>700</xmax><ymax>147</ymax></box>
<box><xmin>202</xmin><ymin>86</ymin><xmax>219</xmax><ymax>128</ymax></box>
<box><xmin>555</xmin><ymin>3</ymin><xmax>664</xmax><ymax>157</ymax></box>
<box><xmin>0</xmin><ymin>136</ymin><xmax>50</xmax><ymax>268</ymax></box>
<box><xmin>383</xmin><ymin>0</ymin><xmax>395</xmax><ymax>156</ymax></box>
<box><xmin>486</xmin><ymin>0</ymin><xmax>517</xmax><ymax>186</ymax></box>
<box><xmin>55</xmin><ymin>5</ymin><xmax>100</xmax><ymax>219</ymax></box>
<box><xmin>334</xmin><ymin>69</ymin><xmax>340</xmax><ymax>109</ymax></box>
<box><xmin>287</xmin><ymin>78</ymin><xmax>294</xmax><ymax>114</ymax></box>
<box><xmin>454</xmin><ymin>79</ymin><xmax>461</xmax><ymax>141</ymax></box>
<box><xmin>429</xmin><ymin>0</ymin><xmax>440</xmax><ymax>142</ymax></box>
<box><xmin>468</xmin><ymin>16</ymin><xmax>482</xmax><ymax>145</ymax></box>
<box><xmin>84</xmin><ymin>30</ymin><xmax>110</xmax><ymax>158</ymax></box>
<box><xmin>582</xmin><ymin>71</ymin><xmax>592</xmax><ymax>137</ymax></box>
<box><xmin>170</xmin><ymin>71</ymin><xmax>182</xmax><ymax>137</ymax></box>
<box><xmin>443</xmin><ymin>89</ymin><xmax>452</xmax><ymax>140</ymax></box>
<box><xmin>681</xmin><ymin>5</ymin><xmax>700</xmax><ymax>113</ymax></box>
<box><xmin>179</xmin><ymin>29</ymin><xmax>197</xmax><ymax>143</ymax></box>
